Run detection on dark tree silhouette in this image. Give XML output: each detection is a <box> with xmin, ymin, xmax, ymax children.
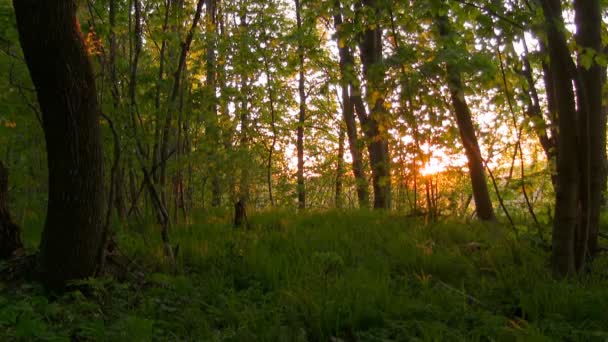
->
<box><xmin>13</xmin><ymin>0</ymin><xmax>105</xmax><ymax>289</ymax></box>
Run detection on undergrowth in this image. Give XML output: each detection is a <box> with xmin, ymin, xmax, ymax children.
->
<box><xmin>1</xmin><ymin>210</ymin><xmax>607</xmax><ymax>341</ymax></box>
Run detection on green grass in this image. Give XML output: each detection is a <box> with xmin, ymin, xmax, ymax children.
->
<box><xmin>2</xmin><ymin>210</ymin><xmax>608</xmax><ymax>341</ymax></box>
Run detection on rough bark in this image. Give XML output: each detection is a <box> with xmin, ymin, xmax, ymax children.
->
<box><xmin>0</xmin><ymin>161</ymin><xmax>22</xmax><ymax>260</ymax></box>
<box><xmin>437</xmin><ymin>15</ymin><xmax>496</xmax><ymax>222</ymax></box>
<box><xmin>13</xmin><ymin>0</ymin><xmax>105</xmax><ymax>289</ymax></box>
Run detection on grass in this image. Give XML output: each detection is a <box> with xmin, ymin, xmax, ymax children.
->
<box><xmin>1</xmin><ymin>209</ymin><xmax>608</xmax><ymax>341</ymax></box>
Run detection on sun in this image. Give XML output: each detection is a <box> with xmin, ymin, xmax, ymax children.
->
<box><xmin>420</xmin><ymin>156</ymin><xmax>448</xmax><ymax>176</ymax></box>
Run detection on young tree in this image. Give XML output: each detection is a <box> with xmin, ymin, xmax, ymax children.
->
<box><xmin>13</xmin><ymin>0</ymin><xmax>105</xmax><ymax>288</ymax></box>
<box><xmin>436</xmin><ymin>13</ymin><xmax>496</xmax><ymax>222</ymax></box>
<box><xmin>295</xmin><ymin>0</ymin><xmax>307</xmax><ymax>209</ymax></box>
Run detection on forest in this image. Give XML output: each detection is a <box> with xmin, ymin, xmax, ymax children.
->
<box><xmin>0</xmin><ymin>0</ymin><xmax>607</xmax><ymax>340</ymax></box>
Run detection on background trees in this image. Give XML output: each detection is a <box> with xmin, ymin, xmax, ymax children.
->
<box><xmin>1</xmin><ymin>0</ymin><xmax>606</xmax><ymax>282</ymax></box>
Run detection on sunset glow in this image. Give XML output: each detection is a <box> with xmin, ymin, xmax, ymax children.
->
<box><xmin>420</xmin><ymin>157</ymin><xmax>447</xmax><ymax>176</ymax></box>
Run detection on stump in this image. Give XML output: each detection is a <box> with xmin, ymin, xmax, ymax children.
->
<box><xmin>0</xmin><ymin>161</ymin><xmax>23</xmax><ymax>260</ymax></box>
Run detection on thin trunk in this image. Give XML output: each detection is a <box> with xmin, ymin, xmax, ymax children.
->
<box><xmin>237</xmin><ymin>9</ymin><xmax>251</xmax><ymax>220</ymax></box>
<box><xmin>520</xmin><ymin>38</ymin><xmax>555</xmax><ymax>166</ymax></box>
<box><xmin>437</xmin><ymin>15</ymin><xmax>496</xmax><ymax>221</ymax></box>
<box><xmin>108</xmin><ymin>0</ymin><xmax>126</xmax><ymax>221</ymax></box>
<box><xmin>295</xmin><ymin>0</ymin><xmax>306</xmax><ymax>209</ymax></box>
<box><xmin>336</xmin><ymin>125</ymin><xmax>345</xmax><ymax>208</ymax></box>
<box><xmin>152</xmin><ymin>0</ymin><xmax>172</xmax><ymax>184</ymax></box>
<box><xmin>207</xmin><ymin>0</ymin><xmax>222</xmax><ymax>207</ymax></box>
<box><xmin>160</xmin><ymin>0</ymin><xmax>205</xmax><ymax>208</ymax></box>
<box><xmin>261</xmin><ymin>33</ymin><xmax>278</xmax><ymax>207</ymax></box>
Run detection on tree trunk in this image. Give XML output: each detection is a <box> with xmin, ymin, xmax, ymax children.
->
<box><xmin>160</xmin><ymin>0</ymin><xmax>205</xmax><ymax>209</ymax></box>
<box><xmin>152</xmin><ymin>0</ymin><xmax>172</xmax><ymax>184</ymax></box>
<box><xmin>520</xmin><ymin>39</ymin><xmax>556</xmax><ymax>174</ymax></box>
<box><xmin>295</xmin><ymin>0</ymin><xmax>306</xmax><ymax>209</ymax></box>
<box><xmin>237</xmin><ymin>11</ymin><xmax>251</xmax><ymax>219</ymax></box>
<box><xmin>206</xmin><ymin>0</ymin><xmax>223</xmax><ymax>208</ymax></box>
<box><xmin>437</xmin><ymin>15</ymin><xmax>496</xmax><ymax>222</ymax></box>
<box><xmin>261</xmin><ymin>49</ymin><xmax>278</xmax><ymax>207</ymax></box>
<box><xmin>573</xmin><ymin>0</ymin><xmax>604</xmax><ymax>263</ymax></box>
<box><xmin>357</xmin><ymin>0</ymin><xmax>391</xmax><ymax>209</ymax></box>
<box><xmin>0</xmin><ymin>161</ymin><xmax>22</xmax><ymax>260</ymax></box>
<box><xmin>539</xmin><ymin>0</ymin><xmax>580</xmax><ymax>277</ymax></box>
<box><xmin>335</xmin><ymin>125</ymin><xmax>345</xmax><ymax>208</ymax></box>
<box><xmin>332</xmin><ymin>0</ymin><xmax>369</xmax><ymax>208</ymax></box>
<box><xmin>13</xmin><ymin>0</ymin><xmax>105</xmax><ymax>289</ymax></box>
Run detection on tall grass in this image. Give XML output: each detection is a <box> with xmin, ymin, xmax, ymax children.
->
<box><xmin>2</xmin><ymin>209</ymin><xmax>607</xmax><ymax>341</ymax></box>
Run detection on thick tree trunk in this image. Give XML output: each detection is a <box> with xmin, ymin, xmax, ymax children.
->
<box><xmin>13</xmin><ymin>0</ymin><xmax>105</xmax><ymax>289</ymax></box>
<box><xmin>573</xmin><ymin>0</ymin><xmax>604</xmax><ymax>263</ymax></box>
<box><xmin>0</xmin><ymin>161</ymin><xmax>22</xmax><ymax>260</ymax></box>
<box><xmin>437</xmin><ymin>15</ymin><xmax>496</xmax><ymax>222</ymax></box>
<box><xmin>357</xmin><ymin>0</ymin><xmax>391</xmax><ymax>209</ymax></box>
<box><xmin>539</xmin><ymin>0</ymin><xmax>580</xmax><ymax>277</ymax></box>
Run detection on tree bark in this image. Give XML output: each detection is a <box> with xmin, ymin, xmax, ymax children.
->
<box><xmin>295</xmin><ymin>0</ymin><xmax>306</xmax><ymax>209</ymax></box>
<box><xmin>573</xmin><ymin>0</ymin><xmax>604</xmax><ymax>263</ymax></box>
<box><xmin>13</xmin><ymin>0</ymin><xmax>105</xmax><ymax>289</ymax></box>
<box><xmin>0</xmin><ymin>161</ymin><xmax>22</xmax><ymax>260</ymax></box>
<box><xmin>332</xmin><ymin>0</ymin><xmax>369</xmax><ymax>208</ymax></box>
<box><xmin>335</xmin><ymin>125</ymin><xmax>345</xmax><ymax>208</ymax></box>
<box><xmin>437</xmin><ymin>15</ymin><xmax>496</xmax><ymax>222</ymax></box>
<box><xmin>206</xmin><ymin>0</ymin><xmax>223</xmax><ymax>207</ymax></box>
<box><xmin>357</xmin><ymin>0</ymin><xmax>391</xmax><ymax>209</ymax></box>
<box><xmin>539</xmin><ymin>0</ymin><xmax>580</xmax><ymax>277</ymax></box>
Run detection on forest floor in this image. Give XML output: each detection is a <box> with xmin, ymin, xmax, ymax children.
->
<box><xmin>1</xmin><ymin>210</ymin><xmax>608</xmax><ymax>341</ymax></box>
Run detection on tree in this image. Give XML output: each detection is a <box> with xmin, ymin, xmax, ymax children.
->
<box><xmin>538</xmin><ymin>0</ymin><xmax>605</xmax><ymax>277</ymax></box>
<box><xmin>295</xmin><ymin>0</ymin><xmax>307</xmax><ymax>210</ymax></box>
<box><xmin>436</xmin><ymin>12</ymin><xmax>496</xmax><ymax>222</ymax></box>
<box><xmin>332</xmin><ymin>0</ymin><xmax>370</xmax><ymax>208</ymax></box>
<box><xmin>13</xmin><ymin>0</ymin><xmax>105</xmax><ymax>289</ymax></box>
<box><xmin>356</xmin><ymin>0</ymin><xmax>392</xmax><ymax>209</ymax></box>
<box><xmin>0</xmin><ymin>161</ymin><xmax>22</xmax><ymax>260</ymax></box>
